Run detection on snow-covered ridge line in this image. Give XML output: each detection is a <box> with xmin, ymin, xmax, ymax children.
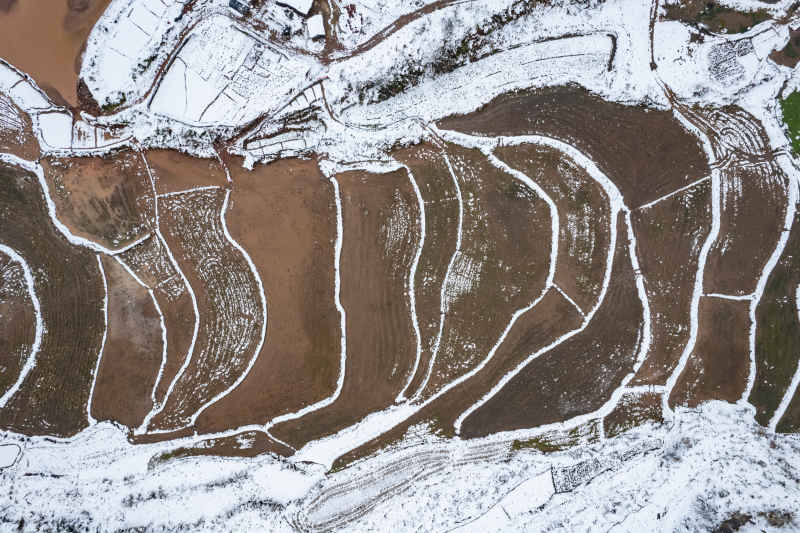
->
<box><xmin>661</xmin><ymin>101</ymin><xmax>722</xmax><ymax>416</ymax></box>
<box><xmin>87</xmin><ymin>254</ymin><xmax>109</xmax><ymax>425</ymax></box>
<box><xmin>157</xmin><ymin>185</ymin><xmax>223</xmax><ymax>198</ymax></box>
<box><xmin>182</xmin><ymin>186</ymin><xmax>268</xmax><ymax>427</ymax></box>
<box><xmin>553</xmin><ymin>284</ymin><xmax>585</xmax><ymax>318</ymax></box>
<box><xmin>636</xmin><ymin>175</ymin><xmax>711</xmax><ymax>210</ymax></box>
<box><xmin>0</xmin><ymin>245</ymin><xmax>43</xmax><ymax>409</ymax></box>
<box><xmin>409</xmin><ymin>147</ymin><xmax>464</xmax><ymax>401</ymax></box>
<box><xmin>395</xmin><ymin>165</ymin><xmax>427</xmax><ymax>402</ymax></box>
<box><xmin>265</xmin><ymin>174</ymin><xmax>347</xmax><ymax>429</ymax></box>
<box><xmin>705</xmin><ymin>292</ymin><xmax>754</xmax><ymax>301</ymax></box>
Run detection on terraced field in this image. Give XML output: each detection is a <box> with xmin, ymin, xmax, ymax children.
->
<box><xmin>2</xmin><ymin>0</ymin><xmax>800</xmax><ymax>528</ymax></box>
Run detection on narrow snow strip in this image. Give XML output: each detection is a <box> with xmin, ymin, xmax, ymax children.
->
<box><xmin>448</xmin><ymin>150</ymin><xmax>559</xmax><ymax>434</ymax></box>
<box><xmin>636</xmin><ymin>175</ymin><xmax>711</xmax><ymax>210</ymax></box>
<box><xmin>662</xmin><ymin>124</ymin><xmax>721</xmax><ymax>415</ymax></box>
<box><xmin>266</xmin><ymin>175</ymin><xmax>347</xmax><ymax>428</ymax></box>
<box><xmin>769</xmin><ymin>281</ymin><xmax>800</xmax><ymax>431</ymax></box>
<box><xmin>107</xmin><ymin>233</ymin><xmax>152</xmax><ymax>255</ymax></box>
<box><xmin>0</xmin><ymin>153</ymin><xmax>148</xmax><ymax>255</ymax></box>
<box><xmin>0</xmin><ymin>245</ymin><xmax>43</xmax><ymax>409</ymax></box>
<box><xmin>744</xmin><ymin>166</ymin><xmax>798</xmax><ymax>404</ymax></box>
<box><xmin>183</xmin><ymin>188</ymin><xmax>268</xmax><ymax>427</ymax></box>
<box><xmin>553</xmin><ymin>284</ymin><xmax>585</xmax><ymax>317</ymax></box>
<box><xmin>396</xmin><ymin>165</ymin><xmax>427</xmax><ymax>402</ymax></box>
<box><xmin>86</xmin><ymin>254</ymin><xmax>109</xmax><ymax>425</ymax></box>
<box><xmin>704</xmin><ymin>292</ymin><xmax>754</xmax><ymax>301</ymax></box>
<box><xmin>157</xmin><ymin>185</ymin><xmax>223</xmax><ymax>198</ymax></box>
<box><xmin>409</xmin><ymin>148</ymin><xmax>464</xmax><ymax>401</ymax></box>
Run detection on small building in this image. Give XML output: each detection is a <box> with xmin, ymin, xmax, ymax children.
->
<box><xmin>229</xmin><ymin>0</ymin><xmax>251</xmax><ymax>16</ymax></box>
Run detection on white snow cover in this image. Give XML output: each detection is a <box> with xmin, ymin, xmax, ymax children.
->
<box><xmin>278</xmin><ymin>0</ymin><xmax>313</xmax><ymax>16</ymax></box>
<box><xmin>307</xmin><ymin>13</ymin><xmax>325</xmax><ymax>40</ymax></box>
<box><xmin>0</xmin><ymin>444</ymin><xmax>20</xmax><ymax>469</ymax></box>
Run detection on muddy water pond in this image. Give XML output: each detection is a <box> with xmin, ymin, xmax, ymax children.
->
<box><xmin>0</xmin><ymin>0</ymin><xmax>110</xmax><ymax>107</ymax></box>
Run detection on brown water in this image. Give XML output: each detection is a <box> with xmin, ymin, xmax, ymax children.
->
<box><xmin>0</xmin><ymin>0</ymin><xmax>111</xmax><ymax>107</ymax></box>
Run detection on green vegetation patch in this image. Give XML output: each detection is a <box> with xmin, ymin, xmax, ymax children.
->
<box><xmin>780</xmin><ymin>91</ymin><xmax>800</xmax><ymax>155</ymax></box>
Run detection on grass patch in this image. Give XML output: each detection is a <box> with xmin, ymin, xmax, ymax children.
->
<box><xmin>780</xmin><ymin>91</ymin><xmax>800</xmax><ymax>155</ymax></box>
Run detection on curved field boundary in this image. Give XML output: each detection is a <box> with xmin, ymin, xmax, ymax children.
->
<box><xmin>0</xmin><ymin>244</ymin><xmax>42</xmax><ymax>409</ymax></box>
<box><xmin>86</xmin><ymin>254</ymin><xmax>109</xmax><ymax>425</ymax></box>
<box><xmin>395</xmin><ymin>165</ymin><xmax>427</xmax><ymax>402</ymax></box>
<box><xmin>660</xmin><ymin>106</ymin><xmax>722</xmax><ymax>415</ymax></box>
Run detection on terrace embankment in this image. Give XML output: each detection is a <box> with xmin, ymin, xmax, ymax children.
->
<box><xmin>437</xmin><ymin>85</ymin><xmax>709</xmax><ymax>207</ymax></box>
<box><xmin>391</xmin><ymin>143</ymin><xmax>461</xmax><ymax>397</ymax></box>
<box><xmin>460</xmin><ymin>213</ymin><xmax>643</xmax><ymax>438</ymax></box>
<box><xmin>195</xmin><ymin>158</ymin><xmax>341</xmax><ymax>433</ymax></box>
<box><xmin>686</xmin><ymin>106</ymin><xmax>790</xmax><ymax>296</ymax></box>
<box><xmin>0</xmin><ymin>93</ymin><xmax>39</xmax><ymax>160</ymax></box>
<box><xmin>143</xmin><ymin>150</ymin><xmax>228</xmax><ymax>195</ymax></box>
<box><xmin>271</xmin><ymin>167</ymin><xmax>421</xmax><ymax>448</ymax></box>
<box><xmin>0</xmin><ymin>252</ymin><xmax>36</xmax><ymax>397</ymax></box>
<box><xmin>41</xmin><ymin>150</ymin><xmax>155</xmax><ymax>250</ymax></box>
<box><xmin>748</xmin><ymin>207</ymin><xmax>800</xmax><ymax>426</ymax></box>
<box><xmin>494</xmin><ymin>142</ymin><xmax>610</xmax><ymax>312</ymax></box>
<box><xmin>90</xmin><ymin>255</ymin><xmax>162</xmax><ymax>428</ymax></box>
<box><xmin>0</xmin><ymin>0</ymin><xmax>111</xmax><ymax>106</ymax></box>
<box><xmin>669</xmin><ymin>297</ymin><xmax>750</xmax><ymax>407</ymax></box>
<box><xmin>148</xmin><ymin>189</ymin><xmax>264</xmax><ymax>431</ymax></box>
<box><xmin>631</xmin><ymin>180</ymin><xmax>712</xmax><ymax>385</ymax></box>
<box><xmin>117</xmin><ymin>234</ymin><xmax>195</xmax><ymax>405</ymax></box>
<box><xmin>415</xmin><ymin>143</ymin><xmax>552</xmax><ymax>399</ymax></box>
<box><xmin>0</xmin><ymin>162</ymin><xmax>104</xmax><ymax>436</ymax></box>
<box><xmin>151</xmin><ymin>431</ymin><xmax>293</xmax><ymax>467</ymax></box>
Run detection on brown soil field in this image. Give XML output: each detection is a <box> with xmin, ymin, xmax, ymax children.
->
<box><xmin>777</xmin><ymin>382</ymin><xmax>800</xmax><ymax>432</ymax></box>
<box><xmin>0</xmin><ymin>253</ymin><xmax>35</xmax><ymax>397</ymax></box>
<box><xmin>631</xmin><ymin>180</ymin><xmax>713</xmax><ymax>385</ymax></box>
<box><xmin>41</xmin><ymin>150</ymin><xmax>155</xmax><ymax>251</ymax></box>
<box><xmin>416</xmin><ymin>143</ymin><xmax>553</xmax><ymax>398</ymax></box>
<box><xmin>0</xmin><ymin>93</ymin><xmax>39</xmax><ymax>160</ymax></box>
<box><xmin>748</xmin><ymin>207</ymin><xmax>800</xmax><ymax>426</ymax></box>
<box><xmin>460</xmin><ymin>213</ymin><xmax>644</xmax><ymax>438</ymax></box>
<box><xmin>117</xmin><ymin>234</ymin><xmax>196</xmax><ymax>404</ymax></box>
<box><xmin>0</xmin><ymin>0</ymin><xmax>111</xmax><ymax>106</ymax></box>
<box><xmin>271</xmin><ymin>167</ymin><xmax>421</xmax><ymax>448</ymax></box>
<box><xmin>391</xmin><ymin>143</ymin><xmax>461</xmax><ymax>397</ymax></box>
<box><xmin>770</xmin><ymin>29</ymin><xmax>800</xmax><ymax>68</ymax></box>
<box><xmin>685</xmin><ymin>106</ymin><xmax>789</xmax><ymax>296</ymax></box>
<box><xmin>90</xmin><ymin>255</ymin><xmax>162</xmax><ymax>429</ymax></box>
<box><xmin>603</xmin><ymin>391</ymin><xmax>663</xmax><ymax>438</ymax></box>
<box><xmin>662</xmin><ymin>0</ymin><xmax>770</xmax><ymax>34</ymax></box>
<box><xmin>195</xmin><ymin>158</ymin><xmax>341</xmax><ymax>433</ymax></box>
<box><xmin>669</xmin><ymin>297</ymin><xmax>750</xmax><ymax>407</ymax></box>
<box><xmin>0</xmin><ymin>161</ymin><xmax>105</xmax><ymax>436</ymax></box>
<box><xmin>149</xmin><ymin>189</ymin><xmax>264</xmax><ymax>431</ymax></box>
<box><xmin>437</xmin><ymin>85</ymin><xmax>709</xmax><ymax>208</ymax></box>
<box><xmin>494</xmin><ymin>143</ymin><xmax>611</xmax><ymax>312</ymax></box>
<box><xmin>151</xmin><ymin>431</ymin><xmax>293</xmax><ymax>467</ymax></box>
<box><xmin>143</xmin><ymin>150</ymin><xmax>228</xmax><ymax>195</ymax></box>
